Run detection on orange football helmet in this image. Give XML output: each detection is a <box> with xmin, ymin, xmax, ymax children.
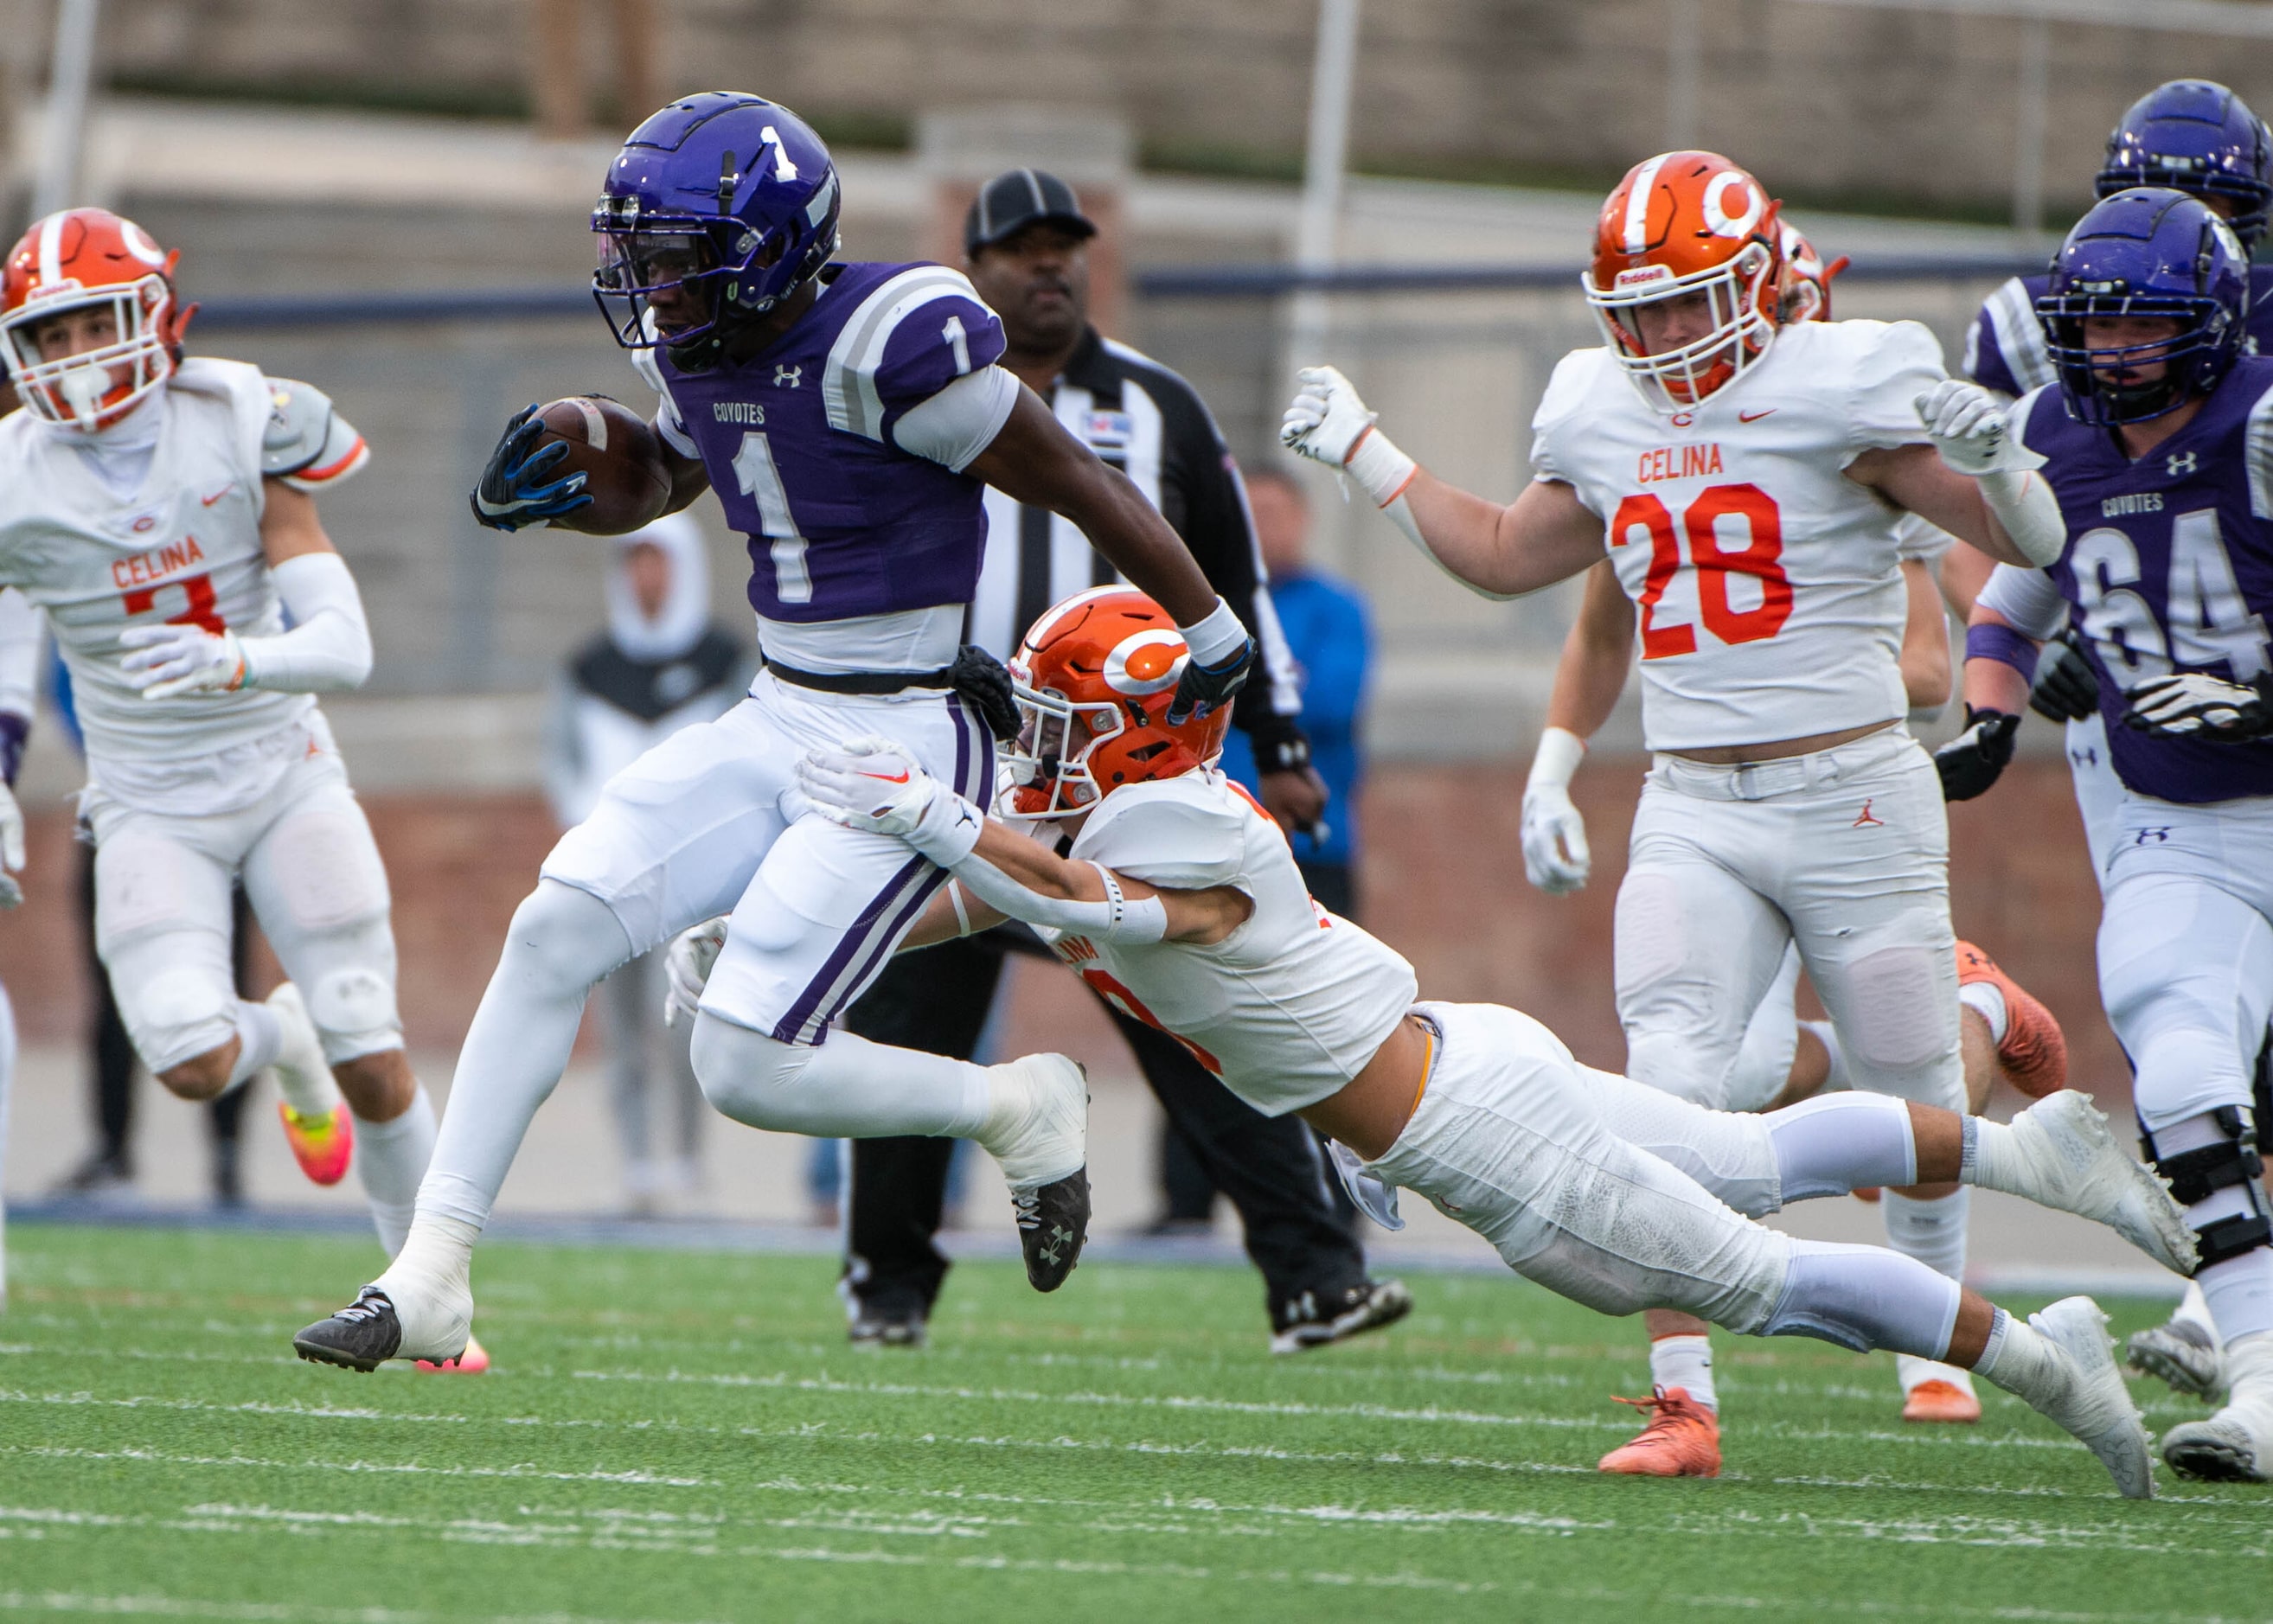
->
<box><xmin>1003</xmin><ymin>586</ymin><xmax>1233</xmax><ymax>819</ymax></box>
<box><xmin>1584</xmin><ymin>151</ymin><xmax>1783</xmax><ymax>411</ymax></box>
<box><xmin>0</xmin><ymin>208</ymin><xmax>190</xmax><ymax>430</ymax></box>
<box><xmin>1777</xmin><ymin>221</ymin><xmax>1849</xmax><ymax>325</ymax></box>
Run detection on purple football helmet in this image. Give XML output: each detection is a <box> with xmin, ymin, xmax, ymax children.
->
<box><xmin>2097</xmin><ymin>79</ymin><xmax>2273</xmax><ymax>249</ymax></box>
<box><xmin>2038</xmin><ymin>188</ymin><xmax>2251</xmax><ymax>425</ymax></box>
<box><xmin>592</xmin><ymin>92</ymin><xmax>842</xmax><ymax>371</ymax></box>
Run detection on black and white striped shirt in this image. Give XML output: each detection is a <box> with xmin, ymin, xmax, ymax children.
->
<box><xmin>969</xmin><ymin>326</ymin><xmax>1307</xmax><ymax>760</ymax></box>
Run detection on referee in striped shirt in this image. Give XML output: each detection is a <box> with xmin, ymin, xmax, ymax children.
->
<box><xmin>835</xmin><ymin>169</ymin><xmax>1408</xmax><ymax>1354</ymax></box>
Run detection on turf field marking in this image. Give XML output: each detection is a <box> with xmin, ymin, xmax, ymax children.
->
<box><xmin>7</xmin><ymin>1446</ymin><xmax>712</xmax><ymax>1487</ymax></box>
<box><xmin>0</xmin><ymin>1592</ymin><xmax>720</xmax><ymax>1624</ymax></box>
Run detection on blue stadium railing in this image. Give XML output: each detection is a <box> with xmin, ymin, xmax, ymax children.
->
<box><xmin>189</xmin><ymin>256</ymin><xmax>2046</xmax><ymax>332</ymax></box>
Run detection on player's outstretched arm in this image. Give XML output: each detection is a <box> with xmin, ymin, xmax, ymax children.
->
<box><xmin>118</xmin><ymin>482</ymin><xmax>374</xmax><ymax>700</ymax></box>
<box><xmin>966</xmin><ymin>386</ymin><xmax>1250</xmax><ymax>723</ymax></box>
<box><xmin>794</xmin><ymin>736</ymin><xmax>1252</xmax><ymax>945</ymax></box>
<box><xmin>1280</xmin><ymin>366</ymin><xmax>1604</xmax><ymax>598</ymax></box>
<box><xmin>1849</xmin><ymin>382</ymin><xmax>2065</xmax><ymax>569</ymax></box>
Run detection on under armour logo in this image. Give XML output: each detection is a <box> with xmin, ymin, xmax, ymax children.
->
<box><xmin>2071</xmin><ymin>746</ymin><xmax>2100</xmax><ymax>768</ymax></box>
<box><xmin>1853</xmin><ymin>798</ymin><xmax>1885</xmax><ymax>828</ymax></box>
<box><xmin>2135</xmin><ymin>826</ymin><xmax>2173</xmax><ymax>844</ymax></box>
<box><xmin>774</xmin><ymin>364</ymin><xmax>803</xmax><ymax>388</ymax></box>
<box><xmin>2169</xmin><ymin>451</ymin><xmax>2199</xmax><ymax>476</ymax></box>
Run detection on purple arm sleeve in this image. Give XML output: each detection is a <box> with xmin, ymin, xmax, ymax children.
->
<box><xmin>1964</xmin><ymin>621</ymin><xmax>2040</xmax><ymax>685</ymax></box>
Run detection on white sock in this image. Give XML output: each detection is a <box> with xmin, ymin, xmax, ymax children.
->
<box><xmin>1797</xmin><ymin>1020</ymin><xmax>1851</xmax><ymax>1092</ymax></box>
<box><xmin>355</xmin><ymin>1082</ymin><xmax>438</xmax><ymax>1257</ymax></box>
<box><xmin>227</xmin><ymin>1000</ymin><xmax>285</xmax><ymax>1093</ymax></box>
<box><xmin>1649</xmin><ymin>1333</ymin><xmax>1717</xmax><ymax>1411</ymax></box>
<box><xmin>2174</xmin><ymin>1277</ymin><xmax>2218</xmax><ymax>1333</ymax></box>
<box><xmin>1884</xmin><ymin>1188</ymin><xmax>1975</xmax><ymax>1395</ymax></box>
<box><xmin>1973</xmin><ymin>1307</ymin><xmax>2056</xmax><ymax>1403</ymax></box>
<box><xmin>2199</xmin><ymin>1249</ymin><xmax>2273</xmax><ymax>1347</ymax></box>
<box><xmin>1957</xmin><ymin>981</ymin><xmax>2009</xmax><ymax>1045</ymax></box>
<box><xmin>372</xmin><ymin>1207</ymin><xmax>482</xmax><ymax>1355</ymax></box>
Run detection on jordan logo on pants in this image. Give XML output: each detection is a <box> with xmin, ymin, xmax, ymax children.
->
<box><xmin>1853</xmin><ymin>799</ymin><xmax>1884</xmax><ymax>828</ymax></box>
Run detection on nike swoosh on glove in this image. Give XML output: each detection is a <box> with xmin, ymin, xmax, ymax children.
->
<box><xmin>1933</xmin><ymin>707</ymin><xmax>2020</xmax><ymax>800</ymax></box>
<box><xmin>119</xmin><ymin>623</ymin><xmax>246</xmax><ymax>699</ymax></box>
<box><xmin>2124</xmin><ymin>672</ymin><xmax>2273</xmax><ymax>739</ymax></box>
<box><xmin>796</xmin><ymin>735</ymin><xmax>944</xmax><ymax>836</ymax></box>
<box><xmin>469</xmin><ymin>405</ymin><xmax>592</xmax><ymax>532</ymax></box>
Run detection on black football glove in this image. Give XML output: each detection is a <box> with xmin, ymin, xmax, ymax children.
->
<box><xmin>1167</xmin><ymin>635</ymin><xmax>1255</xmax><ymax>726</ymax></box>
<box><xmin>469</xmin><ymin>404</ymin><xmax>592</xmax><ymax>532</ymax></box>
<box><xmin>2123</xmin><ymin>671</ymin><xmax>2273</xmax><ymax>741</ymax></box>
<box><xmin>948</xmin><ymin>644</ymin><xmax>1022</xmax><ymax>742</ymax></box>
<box><xmin>2028</xmin><ymin>627</ymin><xmax>2099</xmax><ymax>724</ymax></box>
<box><xmin>1933</xmin><ymin>707</ymin><xmax>2020</xmax><ymax>801</ymax></box>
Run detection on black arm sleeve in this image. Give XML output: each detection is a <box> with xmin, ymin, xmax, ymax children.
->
<box><xmin>1144</xmin><ymin>374</ymin><xmax>1309</xmax><ymax>767</ymax></box>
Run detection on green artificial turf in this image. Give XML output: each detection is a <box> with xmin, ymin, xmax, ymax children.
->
<box><xmin>0</xmin><ymin>1224</ymin><xmax>2264</xmax><ymax>1624</ymax></box>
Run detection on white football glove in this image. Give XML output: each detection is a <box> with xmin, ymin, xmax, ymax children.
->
<box><xmin>1520</xmin><ymin>782</ymin><xmax>1591</xmax><ymax>895</ymax></box>
<box><xmin>662</xmin><ymin>915</ymin><xmax>728</xmax><ymax>1028</ymax></box>
<box><xmin>0</xmin><ymin>778</ymin><xmax>24</xmax><ymax>909</ymax></box>
<box><xmin>120</xmin><ymin>622</ymin><xmax>246</xmax><ymax>699</ymax></box>
<box><xmin>1913</xmin><ymin>379</ymin><xmax>2026</xmax><ymax>477</ymax></box>
<box><xmin>795</xmin><ymin>734</ymin><xmax>984</xmax><ymax>864</ymax></box>
<box><xmin>2124</xmin><ymin>671</ymin><xmax>2273</xmax><ymax>738</ymax></box>
<box><xmin>1281</xmin><ymin>365</ymin><xmax>1377</xmax><ymax>470</ymax></box>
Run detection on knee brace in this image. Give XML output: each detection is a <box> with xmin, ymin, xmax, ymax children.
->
<box><xmin>2143</xmin><ymin>1106</ymin><xmax>2273</xmax><ymax>1274</ymax></box>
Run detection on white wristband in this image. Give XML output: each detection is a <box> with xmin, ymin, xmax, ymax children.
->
<box><xmin>1526</xmin><ymin>726</ymin><xmax>1586</xmax><ymax>795</ymax></box>
<box><xmin>1179</xmin><ymin>596</ymin><xmax>1246</xmax><ymax>667</ymax></box>
<box><xmin>1977</xmin><ymin>470</ymin><xmax>2065</xmax><ymax>568</ymax></box>
<box><xmin>1345</xmin><ymin>423</ymin><xmax>1418</xmax><ymax>508</ymax></box>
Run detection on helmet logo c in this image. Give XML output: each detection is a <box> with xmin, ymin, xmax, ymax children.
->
<box><xmin>1702</xmin><ymin>172</ymin><xmax>1763</xmax><ymax>240</ymax></box>
<box><xmin>120</xmin><ymin>221</ymin><xmax>168</xmax><ymax>267</ymax></box>
<box><xmin>1103</xmin><ymin>630</ymin><xmax>1187</xmax><ymax>696</ymax></box>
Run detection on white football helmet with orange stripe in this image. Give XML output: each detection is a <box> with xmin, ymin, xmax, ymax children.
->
<box><xmin>1583</xmin><ymin>151</ymin><xmax>1784</xmax><ymax>412</ymax></box>
<box><xmin>1003</xmin><ymin>586</ymin><xmax>1233</xmax><ymax>820</ymax></box>
<box><xmin>0</xmin><ymin>208</ymin><xmax>195</xmax><ymax>431</ymax></box>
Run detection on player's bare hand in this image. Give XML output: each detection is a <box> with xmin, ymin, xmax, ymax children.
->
<box><xmin>1520</xmin><ymin>781</ymin><xmax>1591</xmax><ymax>893</ymax></box>
<box><xmin>1258</xmin><ymin>765</ymin><xmax>1329</xmax><ymax>838</ymax></box>
<box><xmin>2029</xmin><ymin>627</ymin><xmax>2099</xmax><ymax>723</ymax></box>
<box><xmin>120</xmin><ymin>623</ymin><xmax>246</xmax><ymax>699</ymax></box>
<box><xmin>663</xmin><ymin>915</ymin><xmax>728</xmax><ymax>1027</ymax></box>
<box><xmin>470</xmin><ymin>405</ymin><xmax>592</xmax><ymax>532</ymax></box>
<box><xmin>2124</xmin><ymin>671</ymin><xmax>2273</xmax><ymax>739</ymax></box>
<box><xmin>1281</xmin><ymin>365</ymin><xmax>1377</xmax><ymax>469</ymax></box>
<box><xmin>1915</xmin><ymin>380</ymin><xmax>2028</xmax><ymax>477</ymax></box>
<box><xmin>1932</xmin><ymin>706</ymin><xmax>2020</xmax><ymax>799</ymax></box>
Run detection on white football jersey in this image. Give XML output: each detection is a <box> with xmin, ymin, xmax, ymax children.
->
<box><xmin>1038</xmin><ymin>770</ymin><xmax>1418</xmax><ymax>1117</ymax></box>
<box><xmin>1529</xmin><ymin>320</ymin><xmax>1945</xmax><ymax>751</ymax></box>
<box><xmin>0</xmin><ymin>359</ymin><xmax>312</xmax><ymax>777</ymax></box>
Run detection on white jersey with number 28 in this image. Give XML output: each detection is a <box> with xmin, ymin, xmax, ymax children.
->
<box><xmin>1528</xmin><ymin>319</ymin><xmax>1945</xmax><ymax>751</ymax></box>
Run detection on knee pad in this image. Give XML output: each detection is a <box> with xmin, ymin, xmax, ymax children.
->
<box><xmin>2144</xmin><ymin>1107</ymin><xmax>2273</xmax><ymax>1273</ymax></box>
<box><xmin>305</xmin><ymin>963</ymin><xmax>402</xmax><ymax>1065</ymax></box>
<box><xmin>261</xmin><ymin>805</ymin><xmax>390</xmax><ymax>932</ymax></box>
<box><xmin>1833</xmin><ymin>942</ymin><xmax>1952</xmax><ymax>1074</ymax></box>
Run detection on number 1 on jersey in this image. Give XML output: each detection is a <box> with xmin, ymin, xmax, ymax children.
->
<box><xmin>731</xmin><ymin>430</ymin><xmax>812</xmax><ymax>604</ymax></box>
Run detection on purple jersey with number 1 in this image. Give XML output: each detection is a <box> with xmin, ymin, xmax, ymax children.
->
<box><xmin>2017</xmin><ymin>356</ymin><xmax>2273</xmax><ymax>803</ymax></box>
<box><xmin>648</xmin><ymin>260</ymin><xmax>1008</xmax><ymax>623</ymax></box>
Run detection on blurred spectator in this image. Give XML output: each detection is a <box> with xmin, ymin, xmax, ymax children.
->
<box><xmin>542</xmin><ymin>514</ymin><xmax>746</xmax><ymax>1214</ymax></box>
<box><xmin>44</xmin><ymin>651</ymin><xmax>256</xmax><ymax>1205</ymax></box>
<box><xmin>1217</xmin><ymin>464</ymin><xmax>1373</xmax><ymax>916</ymax></box>
<box><xmin>1169</xmin><ymin>464</ymin><xmax>1375</xmax><ymax>1227</ymax></box>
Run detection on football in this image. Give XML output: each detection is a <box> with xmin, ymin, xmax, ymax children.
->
<box><xmin>528</xmin><ymin>395</ymin><xmax>673</xmax><ymax>533</ymax></box>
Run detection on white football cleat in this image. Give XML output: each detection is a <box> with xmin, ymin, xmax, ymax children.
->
<box><xmin>2163</xmin><ymin>1333</ymin><xmax>2273</xmax><ymax>1482</ymax></box>
<box><xmin>2127</xmin><ymin>1315</ymin><xmax>2228</xmax><ymax>1403</ymax></box>
<box><xmin>2003</xmin><ymin>1090</ymin><xmax>2197</xmax><ymax>1275</ymax></box>
<box><xmin>2025</xmin><ymin>1295</ymin><xmax>2155</xmax><ymax>1499</ymax></box>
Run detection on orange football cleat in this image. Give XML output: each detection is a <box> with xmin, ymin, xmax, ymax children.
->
<box><xmin>278</xmin><ymin>1102</ymin><xmax>353</xmax><ymax>1186</ymax></box>
<box><xmin>1902</xmin><ymin>1377</ymin><xmax>1982</xmax><ymax>1423</ymax></box>
<box><xmin>418</xmin><ymin>1333</ymin><xmax>490</xmax><ymax>1375</ymax></box>
<box><xmin>1956</xmin><ymin>941</ymin><xmax>2068</xmax><ymax>1098</ymax></box>
<box><xmin>1598</xmin><ymin>1385</ymin><xmax>1722</xmax><ymax>1477</ymax></box>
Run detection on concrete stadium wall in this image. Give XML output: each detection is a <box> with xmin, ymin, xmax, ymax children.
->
<box><xmin>76</xmin><ymin>0</ymin><xmax>2273</xmax><ymax>216</ymax></box>
<box><xmin>0</xmin><ymin>759</ymin><xmax>2130</xmax><ymax>1121</ymax></box>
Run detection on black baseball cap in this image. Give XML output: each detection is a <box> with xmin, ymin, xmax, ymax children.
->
<box><xmin>964</xmin><ymin>169</ymin><xmax>1098</xmax><ymax>253</ymax></box>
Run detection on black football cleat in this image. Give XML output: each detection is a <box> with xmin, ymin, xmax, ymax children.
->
<box><xmin>1012</xmin><ymin>1167</ymin><xmax>1091</xmax><ymax>1292</ymax></box>
<box><xmin>1271</xmin><ymin>1277</ymin><xmax>1415</xmax><ymax>1355</ymax></box>
<box><xmin>293</xmin><ymin>1287</ymin><xmax>404</xmax><ymax>1372</ymax></box>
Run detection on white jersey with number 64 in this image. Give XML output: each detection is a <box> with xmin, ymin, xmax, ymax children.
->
<box><xmin>1527</xmin><ymin>319</ymin><xmax>1946</xmax><ymax>751</ymax></box>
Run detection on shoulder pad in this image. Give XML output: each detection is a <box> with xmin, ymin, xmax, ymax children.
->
<box><xmin>823</xmin><ymin>265</ymin><xmax>1006</xmax><ymax>442</ymax></box>
<box><xmin>1072</xmin><ymin>777</ymin><xmax>1248</xmax><ymax>890</ymax></box>
<box><xmin>261</xmin><ymin>376</ymin><xmax>368</xmax><ymax>489</ymax></box>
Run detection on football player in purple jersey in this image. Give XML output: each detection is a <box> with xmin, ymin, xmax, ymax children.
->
<box><xmin>295</xmin><ymin>93</ymin><xmax>1250</xmax><ymax>1372</ymax></box>
<box><xmin>1951</xmin><ymin>188</ymin><xmax>2273</xmax><ymax>1480</ymax></box>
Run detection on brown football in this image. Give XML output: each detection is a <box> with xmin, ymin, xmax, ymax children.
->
<box><xmin>528</xmin><ymin>395</ymin><xmax>672</xmax><ymax>533</ymax></box>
